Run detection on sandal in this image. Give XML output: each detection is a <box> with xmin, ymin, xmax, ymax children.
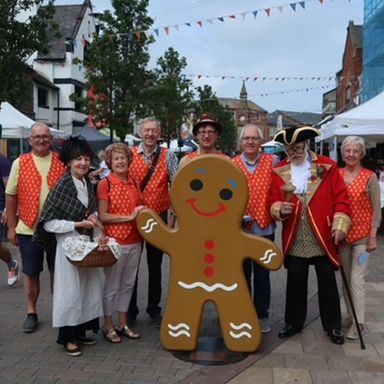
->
<box><xmin>103</xmin><ymin>328</ymin><xmax>122</xmax><ymax>344</ymax></box>
<box><xmin>117</xmin><ymin>325</ymin><xmax>140</xmax><ymax>339</ymax></box>
<box><xmin>64</xmin><ymin>343</ymin><xmax>82</xmax><ymax>357</ymax></box>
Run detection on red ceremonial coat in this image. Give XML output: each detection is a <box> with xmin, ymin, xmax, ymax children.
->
<box><xmin>270</xmin><ymin>151</ymin><xmax>351</xmax><ymax>269</ymax></box>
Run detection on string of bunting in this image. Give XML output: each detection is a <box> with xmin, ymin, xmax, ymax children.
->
<box><xmin>186</xmin><ymin>74</ymin><xmax>335</xmax><ymax>81</ymax></box>
<box><xmin>249</xmin><ymin>84</ymin><xmax>333</xmax><ymax>97</ymax></box>
<box><xmin>130</xmin><ymin>0</ymin><xmax>353</xmax><ymax>39</ymax></box>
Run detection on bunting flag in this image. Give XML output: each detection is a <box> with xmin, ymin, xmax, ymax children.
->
<box><xmin>184</xmin><ymin>73</ymin><xmax>335</xmax><ymax>82</ymax></box>
<box><xmin>253</xmin><ymin>84</ymin><xmax>332</xmax><ymax>97</ymax></box>
<box><xmin>128</xmin><ymin>0</ymin><xmax>350</xmax><ymax>39</ymax></box>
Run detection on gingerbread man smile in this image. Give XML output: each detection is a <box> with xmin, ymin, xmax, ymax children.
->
<box><xmin>185</xmin><ymin>197</ymin><xmax>227</xmax><ymax>217</ymax></box>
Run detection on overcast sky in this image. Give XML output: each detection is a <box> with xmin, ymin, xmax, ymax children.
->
<box><xmin>55</xmin><ymin>0</ymin><xmax>364</xmax><ymax>113</ymax></box>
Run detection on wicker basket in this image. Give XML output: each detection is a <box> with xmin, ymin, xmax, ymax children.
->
<box><xmin>67</xmin><ymin>246</ymin><xmax>117</xmax><ymax>268</ymax></box>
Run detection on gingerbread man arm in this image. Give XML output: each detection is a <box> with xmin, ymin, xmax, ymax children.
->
<box><xmin>136</xmin><ymin>209</ymin><xmax>175</xmax><ymax>255</ymax></box>
<box><xmin>240</xmin><ymin>232</ymin><xmax>283</xmax><ymax>271</ymax></box>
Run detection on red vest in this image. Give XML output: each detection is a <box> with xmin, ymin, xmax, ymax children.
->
<box><xmin>102</xmin><ymin>175</ymin><xmax>142</xmax><ymax>244</ymax></box>
<box><xmin>233</xmin><ymin>154</ymin><xmax>273</xmax><ymax>228</ymax></box>
<box><xmin>18</xmin><ymin>152</ymin><xmax>66</xmax><ymax>228</ymax></box>
<box><xmin>129</xmin><ymin>147</ymin><xmax>170</xmax><ymax>214</ymax></box>
<box><xmin>340</xmin><ymin>168</ymin><xmax>373</xmax><ymax>243</ymax></box>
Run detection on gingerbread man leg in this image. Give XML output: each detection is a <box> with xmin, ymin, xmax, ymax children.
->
<box><xmin>216</xmin><ymin>286</ymin><xmax>262</xmax><ymax>352</ymax></box>
<box><xmin>161</xmin><ymin>287</ymin><xmax>204</xmax><ymax>351</ymax></box>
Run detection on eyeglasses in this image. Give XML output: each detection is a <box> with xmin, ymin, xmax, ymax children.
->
<box><xmin>241</xmin><ymin>136</ymin><xmax>262</xmax><ymax>142</ymax></box>
<box><xmin>286</xmin><ymin>144</ymin><xmax>306</xmax><ymax>155</ymax></box>
<box><xmin>198</xmin><ymin>129</ymin><xmax>217</xmax><ymax>136</ymax></box>
<box><xmin>30</xmin><ymin>134</ymin><xmax>52</xmax><ymax>141</ymax></box>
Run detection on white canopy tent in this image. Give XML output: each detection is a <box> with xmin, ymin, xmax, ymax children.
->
<box><xmin>316</xmin><ymin>91</ymin><xmax>384</xmax><ymax>161</ymax></box>
<box><xmin>0</xmin><ymin>102</ymin><xmax>63</xmax><ymax>139</ymax></box>
<box><xmin>160</xmin><ymin>139</ymin><xmax>194</xmax><ymax>153</ymax></box>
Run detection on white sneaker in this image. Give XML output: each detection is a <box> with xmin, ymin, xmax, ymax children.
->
<box><xmin>7</xmin><ymin>260</ymin><xmax>19</xmax><ymax>286</ymax></box>
<box><xmin>347</xmin><ymin>323</ymin><xmax>366</xmax><ymax>340</ymax></box>
<box><xmin>260</xmin><ymin>318</ymin><xmax>271</xmax><ymax>334</ymax></box>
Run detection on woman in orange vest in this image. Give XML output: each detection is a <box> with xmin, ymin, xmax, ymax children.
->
<box><xmin>339</xmin><ymin>136</ymin><xmax>382</xmax><ymax>340</ymax></box>
<box><xmin>97</xmin><ymin>143</ymin><xmax>145</xmax><ymax>344</ymax></box>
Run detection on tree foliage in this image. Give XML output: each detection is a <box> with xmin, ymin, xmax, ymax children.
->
<box><xmin>194</xmin><ymin>85</ymin><xmax>237</xmax><ymax>154</ymax></box>
<box><xmin>144</xmin><ymin>47</ymin><xmax>193</xmax><ymax>143</ymax></box>
<box><xmin>75</xmin><ymin>0</ymin><xmax>154</xmax><ymax>141</ymax></box>
<box><xmin>0</xmin><ymin>0</ymin><xmax>55</xmax><ymax>105</ymax></box>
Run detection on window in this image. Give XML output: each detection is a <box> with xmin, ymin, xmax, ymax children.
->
<box><xmin>38</xmin><ymin>88</ymin><xmax>48</xmax><ymax>108</ymax></box>
<box><xmin>74</xmin><ymin>85</ymin><xmax>83</xmax><ymax>111</ymax></box>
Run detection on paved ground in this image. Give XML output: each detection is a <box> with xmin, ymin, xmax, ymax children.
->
<box><xmin>0</xmin><ymin>229</ymin><xmax>382</xmax><ymax>383</ymax></box>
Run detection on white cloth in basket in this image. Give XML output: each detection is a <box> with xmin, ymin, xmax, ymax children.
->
<box><xmin>63</xmin><ymin>235</ymin><xmax>121</xmax><ymax>261</ymax></box>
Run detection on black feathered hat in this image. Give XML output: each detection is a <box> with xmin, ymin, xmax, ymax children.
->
<box><xmin>273</xmin><ymin>125</ymin><xmax>320</xmax><ymax>145</ymax></box>
<box><xmin>192</xmin><ymin>112</ymin><xmax>222</xmax><ymax>136</ymax></box>
<box><xmin>60</xmin><ymin>136</ymin><xmax>94</xmax><ymax>165</ymax></box>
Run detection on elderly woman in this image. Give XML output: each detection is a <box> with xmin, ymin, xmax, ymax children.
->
<box><xmin>97</xmin><ymin>143</ymin><xmax>145</xmax><ymax>343</ymax></box>
<box><xmin>34</xmin><ymin>137</ymin><xmax>103</xmax><ymax>357</ymax></box>
<box><xmin>270</xmin><ymin>125</ymin><xmax>351</xmax><ymax>345</ymax></box>
<box><xmin>339</xmin><ymin>136</ymin><xmax>382</xmax><ymax>340</ymax></box>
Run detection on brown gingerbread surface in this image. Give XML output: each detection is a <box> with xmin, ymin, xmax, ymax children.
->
<box><xmin>137</xmin><ymin>155</ymin><xmax>283</xmax><ymax>352</ymax></box>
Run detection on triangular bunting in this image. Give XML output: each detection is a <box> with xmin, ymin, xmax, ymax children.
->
<box><xmin>290</xmin><ymin>3</ymin><xmax>296</xmax><ymax>11</ymax></box>
<box><xmin>164</xmin><ymin>26</ymin><xmax>170</xmax><ymax>35</ymax></box>
<box><xmin>278</xmin><ymin>6</ymin><xmax>284</xmax><ymax>13</ymax></box>
<box><xmin>218</xmin><ymin>17</ymin><xmax>224</xmax><ymax>22</ymax></box>
<box><xmin>252</xmin><ymin>11</ymin><xmax>258</xmax><ymax>19</ymax></box>
<box><xmin>265</xmin><ymin>8</ymin><xmax>271</xmax><ymax>16</ymax></box>
<box><xmin>197</xmin><ymin>21</ymin><xmax>203</xmax><ymax>27</ymax></box>
<box><xmin>299</xmin><ymin>2</ymin><xmax>305</xmax><ymax>9</ymax></box>
<box><xmin>154</xmin><ymin>29</ymin><xmax>159</xmax><ymax>37</ymax></box>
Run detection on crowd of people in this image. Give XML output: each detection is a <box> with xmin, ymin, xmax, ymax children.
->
<box><xmin>2</xmin><ymin>115</ymin><xmax>381</xmax><ymax>356</ymax></box>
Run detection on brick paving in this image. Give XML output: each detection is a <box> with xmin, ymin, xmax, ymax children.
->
<box><xmin>0</xmin><ymin>228</ymin><xmax>382</xmax><ymax>383</ymax></box>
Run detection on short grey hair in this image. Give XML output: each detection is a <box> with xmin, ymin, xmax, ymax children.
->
<box><xmin>341</xmin><ymin>136</ymin><xmax>366</xmax><ymax>157</ymax></box>
<box><xmin>239</xmin><ymin>124</ymin><xmax>263</xmax><ymax>140</ymax></box>
<box><xmin>139</xmin><ymin>117</ymin><xmax>161</xmax><ymax>133</ymax></box>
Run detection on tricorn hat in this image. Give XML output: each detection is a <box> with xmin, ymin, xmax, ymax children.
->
<box><xmin>273</xmin><ymin>125</ymin><xmax>320</xmax><ymax>145</ymax></box>
<box><xmin>192</xmin><ymin>112</ymin><xmax>222</xmax><ymax>136</ymax></box>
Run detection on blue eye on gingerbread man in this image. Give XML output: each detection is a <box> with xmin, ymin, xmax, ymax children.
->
<box><xmin>190</xmin><ymin>178</ymin><xmax>203</xmax><ymax>191</ymax></box>
<box><xmin>220</xmin><ymin>188</ymin><xmax>232</xmax><ymax>200</ymax></box>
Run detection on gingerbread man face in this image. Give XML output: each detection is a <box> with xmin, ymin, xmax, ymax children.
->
<box><xmin>171</xmin><ymin>155</ymin><xmax>248</xmax><ymax>229</ymax></box>
<box><xmin>137</xmin><ymin>155</ymin><xmax>282</xmax><ymax>352</ymax></box>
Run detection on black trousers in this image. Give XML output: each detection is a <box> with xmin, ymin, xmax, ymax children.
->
<box><xmin>57</xmin><ymin>318</ymin><xmax>99</xmax><ymax>345</ymax></box>
<box><xmin>128</xmin><ymin>211</ymin><xmax>166</xmax><ymax>318</ymax></box>
<box><xmin>243</xmin><ymin>233</ymin><xmax>274</xmax><ymax>318</ymax></box>
<box><xmin>284</xmin><ymin>255</ymin><xmax>342</xmax><ymax>332</ymax></box>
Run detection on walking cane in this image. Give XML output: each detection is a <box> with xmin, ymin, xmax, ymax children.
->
<box><xmin>339</xmin><ymin>264</ymin><xmax>366</xmax><ymax>350</ymax></box>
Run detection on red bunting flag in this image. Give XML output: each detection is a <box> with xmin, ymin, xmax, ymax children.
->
<box><xmin>265</xmin><ymin>8</ymin><xmax>271</xmax><ymax>16</ymax></box>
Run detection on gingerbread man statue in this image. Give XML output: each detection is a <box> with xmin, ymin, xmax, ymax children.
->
<box><xmin>136</xmin><ymin>155</ymin><xmax>283</xmax><ymax>352</ymax></box>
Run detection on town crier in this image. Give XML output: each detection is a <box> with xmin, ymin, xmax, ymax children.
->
<box><xmin>270</xmin><ymin>125</ymin><xmax>351</xmax><ymax>345</ymax></box>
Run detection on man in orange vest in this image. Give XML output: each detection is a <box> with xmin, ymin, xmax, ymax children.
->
<box><xmin>128</xmin><ymin>117</ymin><xmax>178</xmax><ymax>327</ymax></box>
<box><xmin>233</xmin><ymin>124</ymin><xmax>279</xmax><ymax>334</ymax></box>
<box><xmin>6</xmin><ymin>122</ymin><xmax>66</xmax><ymax>333</ymax></box>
